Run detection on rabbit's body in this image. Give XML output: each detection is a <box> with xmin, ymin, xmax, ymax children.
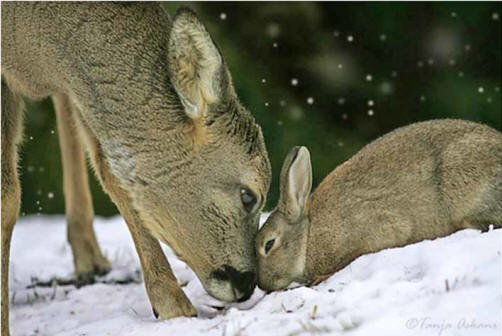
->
<box><xmin>306</xmin><ymin>119</ymin><xmax>502</xmax><ymax>279</ymax></box>
<box><xmin>257</xmin><ymin>119</ymin><xmax>502</xmax><ymax>291</ymax></box>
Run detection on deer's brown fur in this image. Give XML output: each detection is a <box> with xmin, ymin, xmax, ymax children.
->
<box><xmin>1</xmin><ymin>3</ymin><xmax>271</xmax><ymax>334</ymax></box>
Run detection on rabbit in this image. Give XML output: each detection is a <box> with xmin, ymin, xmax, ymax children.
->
<box><xmin>256</xmin><ymin>119</ymin><xmax>502</xmax><ymax>291</ymax></box>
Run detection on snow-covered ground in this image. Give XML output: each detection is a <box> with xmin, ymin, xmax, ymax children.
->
<box><xmin>8</xmin><ymin>215</ymin><xmax>501</xmax><ymax>336</ymax></box>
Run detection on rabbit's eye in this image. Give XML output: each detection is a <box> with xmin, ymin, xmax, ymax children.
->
<box><xmin>265</xmin><ymin>239</ymin><xmax>275</xmax><ymax>254</ymax></box>
<box><xmin>240</xmin><ymin>188</ymin><xmax>257</xmax><ymax>213</ymax></box>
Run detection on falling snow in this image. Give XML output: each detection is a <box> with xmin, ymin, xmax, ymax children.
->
<box><xmin>266</xmin><ymin>23</ymin><xmax>280</xmax><ymax>38</ymax></box>
<box><xmin>379</xmin><ymin>82</ymin><xmax>393</xmax><ymax>95</ymax></box>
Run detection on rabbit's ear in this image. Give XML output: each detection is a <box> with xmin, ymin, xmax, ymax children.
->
<box><xmin>278</xmin><ymin>146</ymin><xmax>312</xmax><ymax>221</ymax></box>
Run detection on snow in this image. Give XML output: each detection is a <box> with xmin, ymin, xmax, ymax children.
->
<box><xmin>9</xmin><ymin>215</ymin><xmax>501</xmax><ymax>336</ymax></box>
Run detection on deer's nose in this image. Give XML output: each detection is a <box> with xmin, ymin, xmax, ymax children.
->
<box><xmin>211</xmin><ymin>265</ymin><xmax>256</xmax><ymax>302</ymax></box>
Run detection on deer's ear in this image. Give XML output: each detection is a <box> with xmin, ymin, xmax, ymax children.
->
<box><xmin>279</xmin><ymin>146</ymin><xmax>313</xmax><ymax>221</ymax></box>
<box><xmin>168</xmin><ymin>8</ymin><xmax>230</xmax><ymax>120</ymax></box>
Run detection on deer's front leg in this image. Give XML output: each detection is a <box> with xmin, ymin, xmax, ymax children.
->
<box><xmin>126</xmin><ymin>212</ymin><xmax>197</xmax><ymax>319</ymax></box>
<box><xmin>81</xmin><ymin>121</ymin><xmax>196</xmax><ymax>319</ymax></box>
<box><xmin>53</xmin><ymin>93</ymin><xmax>110</xmax><ymax>284</ymax></box>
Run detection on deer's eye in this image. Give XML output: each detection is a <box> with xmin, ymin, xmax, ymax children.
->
<box><xmin>240</xmin><ymin>188</ymin><xmax>257</xmax><ymax>213</ymax></box>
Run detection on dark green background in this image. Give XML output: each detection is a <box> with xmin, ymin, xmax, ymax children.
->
<box><xmin>18</xmin><ymin>2</ymin><xmax>501</xmax><ymax>217</ymax></box>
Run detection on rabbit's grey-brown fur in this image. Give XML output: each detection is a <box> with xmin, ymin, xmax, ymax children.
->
<box><xmin>1</xmin><ymin>3</ymin><xmax>271</xmax><ymax>333</ymax></box>
<box><xmin>257</xmin><ymin>119</ymin><xmax>502</xmax><ymax>291</ymax></box>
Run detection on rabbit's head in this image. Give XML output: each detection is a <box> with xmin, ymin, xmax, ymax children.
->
<box><xmin>256</xmin><ymin>146</ymin><xmax>312</xmax><ymax>291</ymax></box>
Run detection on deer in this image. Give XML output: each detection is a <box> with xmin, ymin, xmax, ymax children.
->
<box><xmin>256</xmin><ymin>119</ymin><xmax>502</xmax><ymax>291</ymax></box>
<box><xmin>1</xmin><ymin>3</ymin><xmax>271</xmax><ymax>335</ymax></box>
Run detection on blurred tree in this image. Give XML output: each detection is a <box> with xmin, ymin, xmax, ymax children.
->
<box><xmin>18</xmin><ymin>2</ymin><xmax>501</xmax><ymax>216</ymax></box>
